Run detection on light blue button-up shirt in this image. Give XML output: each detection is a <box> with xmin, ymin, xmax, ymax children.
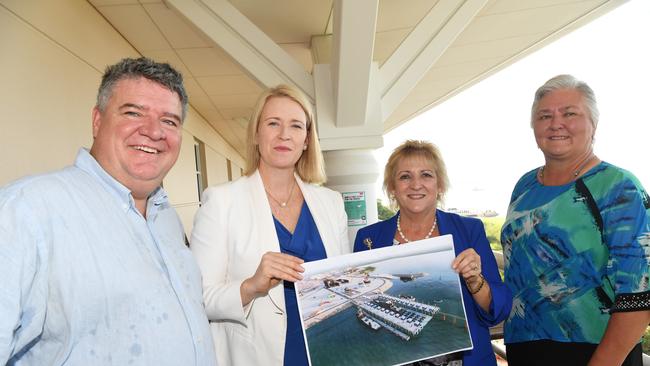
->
<box><xmin>0</xmin><ymin>149</ymin><xmax>216</xmax><ymax>365</ymax></box>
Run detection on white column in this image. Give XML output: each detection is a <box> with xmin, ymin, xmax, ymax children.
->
<box><xmin>324</xmin><ymin>149</ymin><xmax>380</xmax><ymax>248</ymax></box>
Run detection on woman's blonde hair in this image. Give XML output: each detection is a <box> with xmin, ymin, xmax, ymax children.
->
<box><xmin>244</xmin><ymin>84</ymin><xmax>326</xmax><ymax>184</ymax></box>
<box><xmin>383</xmin><ymin>140</ymin><xmax>449</xmax><ymax>208</ymax></box>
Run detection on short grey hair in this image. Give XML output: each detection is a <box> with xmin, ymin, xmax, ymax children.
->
<box><xmin>531</xmin><ymin>74</ymin><xmax>599</xmax><ymax>129</ymax></box>
<box><xmin>96</xmin><ymin>57</ymin><xmax>188</xmax><ymax>121</ymax></box>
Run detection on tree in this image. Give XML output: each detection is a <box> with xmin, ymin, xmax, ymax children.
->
<box><xmin>377</xmin><ymin>199</ymin><xmax>396</xmax><ymax>221</ymax></box>
<box><xmin>480</xmin><ymin>216</ymin><xmax>505</xmax><ymax>252</ymax></box>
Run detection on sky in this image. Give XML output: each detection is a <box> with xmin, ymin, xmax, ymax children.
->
<box><xmin>375</xmin><ymin>0</ymin><xmax>650</xmax><ymax>217</ymax></box>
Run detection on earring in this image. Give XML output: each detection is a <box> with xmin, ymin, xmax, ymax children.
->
<box><xmin>303</xmin><ymin>145</ymin><xmax>308</xmax><ymax>150</ymax></box>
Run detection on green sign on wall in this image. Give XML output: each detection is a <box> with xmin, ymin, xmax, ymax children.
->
<box><xmin>343</xmin><ymin>191</ymin><xmax>367</xmax><ymax>226</ymax></box>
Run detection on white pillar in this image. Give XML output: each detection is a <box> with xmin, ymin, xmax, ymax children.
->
<box><xmin>324</xmin><ymin>149</ymin><xmax>380</xmax><ymax>248</ymax></box>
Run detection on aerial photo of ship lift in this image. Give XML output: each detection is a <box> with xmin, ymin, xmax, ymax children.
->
<box><xmin>298</xmin><ymin>268</ymin><xmax>443</xmax><ymax>341</ymax></box>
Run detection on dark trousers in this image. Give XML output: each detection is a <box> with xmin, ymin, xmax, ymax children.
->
<box><xmin>506</xmin><ymin>340</ymin><xmax>642</xmax><ymax>366</ymax></box>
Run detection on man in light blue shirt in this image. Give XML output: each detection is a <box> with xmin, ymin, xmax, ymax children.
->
<box><xmin>0</xmin><ymin>57</ymin><xmax>217</xmax><ymax>365</ymax></box>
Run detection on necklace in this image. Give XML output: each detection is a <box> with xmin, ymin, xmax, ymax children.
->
<box><xmin>396</xmin><ymin>213</ymin><xmax>437</xmax><ymax>243</ymax></box>
<box><xmin>265</xmin><ymin>179</ymin><xmax>296</xmax><ymax>208</ymax></box>
<box><xmin>539</xmin><ymin>154</ymin><xmax>596</xmax><ymax>185</ymax></box>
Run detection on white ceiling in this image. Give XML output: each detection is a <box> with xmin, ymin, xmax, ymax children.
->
<box><xmin>88</xmin><ymin>0</ymin><xmax>625</xmax><ymax>155</ymax></box>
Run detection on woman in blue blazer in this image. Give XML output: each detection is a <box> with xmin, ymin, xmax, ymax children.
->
<box><xmin>354</xmin><ymin>140</ymin><xmax>511</xmax><ymax>366</ymax></box>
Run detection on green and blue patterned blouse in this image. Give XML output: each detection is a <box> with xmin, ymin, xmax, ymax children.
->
<box><xmin>501</xmin><ymin>161</ymin><xmax>650</xmax><ymax>344</ymax></box>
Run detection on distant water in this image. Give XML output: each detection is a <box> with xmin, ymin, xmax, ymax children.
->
<box><xmin>305</xmin><ymin>274</ymin><xmax>471</xmax><ymax>366</ymax></box>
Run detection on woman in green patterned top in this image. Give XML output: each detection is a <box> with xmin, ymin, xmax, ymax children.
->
<box><xmin>501</xmin><ymin>74</ymin><xmax>650</xmax><ymax>366</ymax></box>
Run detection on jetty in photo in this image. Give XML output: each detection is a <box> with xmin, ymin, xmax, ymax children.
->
<box><xmin>298</xmin><ymin>267</ymin><xmax>442</xmax><ymax>340</ymax></box>
<box><xmin>355</xmin><ymin>294</ymin><xmax>440</xmax><ymax>340</ymax></box>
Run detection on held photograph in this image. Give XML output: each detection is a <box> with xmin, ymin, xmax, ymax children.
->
<box><xmin>295</xmin><ymin>235</ymin><xmax>473</xmax><ymax>366</ymax></box>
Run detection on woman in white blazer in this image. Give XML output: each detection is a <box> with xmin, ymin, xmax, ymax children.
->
<box><xmin>191</xmin><ymin>84</ymin><xmax>349</xmax><ymax>366</ymax></box>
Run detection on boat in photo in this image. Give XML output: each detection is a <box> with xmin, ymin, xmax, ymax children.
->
<box><xmin>357</xmin><ymin>309</ymin><xmax>381</xmax><ymax>331</ymax></box>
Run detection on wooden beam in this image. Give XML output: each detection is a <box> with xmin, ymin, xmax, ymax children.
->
<box><xmin>167</xmin><ymin>0</ymin><xmax>314</xmax><ymax>101</ymax></box>
<box><xmin>380</xmin><ymin>0</ymin><xmax>488</xmax><ymax>119</ymax></box>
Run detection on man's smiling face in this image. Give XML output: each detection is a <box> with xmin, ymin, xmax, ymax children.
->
<box><xmin>90</xmin><ymin>77</ymin><xmax>182</xmax><ymax>197</ymax></box>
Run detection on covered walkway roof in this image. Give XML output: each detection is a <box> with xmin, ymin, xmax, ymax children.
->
<box><xmin>85</xmin><ymin>0</ymin><xmax>625</xmax><ymax>154</ymax></box>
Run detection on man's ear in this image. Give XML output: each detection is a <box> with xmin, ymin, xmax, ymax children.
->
<box><xmin>91</xmin><ymin>106</ymin><xmax>102</xmax><ymax>139</ymax></box>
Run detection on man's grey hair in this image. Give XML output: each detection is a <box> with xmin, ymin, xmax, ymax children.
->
<box><xmin>531</xmin><ymin>74</ymin><xmax>599</xmax><ymax>130</ymax></box>
<box><xmin>96</xmin><ymin>57</ymin><xmax>188</xmax><ymax>121</ymax></box>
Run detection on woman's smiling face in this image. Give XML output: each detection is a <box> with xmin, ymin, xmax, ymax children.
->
<box><xmin>533</xmin><ymin>88</ymin><xmax>595</xmax><ymax>162</ymax></box>
<box><xmin>391</xmin><ymin>155</ymin><xmax>439</xmax><ymax>215</ymax></box>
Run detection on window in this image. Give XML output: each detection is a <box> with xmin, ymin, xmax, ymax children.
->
<box><xmin>194</xmin><ymin>138</ymin><xmax>208</xmax><ymax>202</ymax></box>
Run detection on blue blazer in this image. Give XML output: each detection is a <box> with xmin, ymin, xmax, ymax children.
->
<box><xmin>354</xmin><ymin>210</ymin><xmax>512</xmax><ymax>366</ymax></box>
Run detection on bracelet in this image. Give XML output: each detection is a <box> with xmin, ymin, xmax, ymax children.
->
<box><xmin>467</xmin><ymin>273</ymin><xmax>485</xmax><ymax>294</ymax></box>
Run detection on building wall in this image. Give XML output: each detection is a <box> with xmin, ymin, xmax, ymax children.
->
<box><xmin>205</xmin><ymin>147</ymin><xmax>229</xmax><ymax>187</ymax></box>
<box><xmin>0</xmin><ymin>0</ymin><xmax>245</xmax><ymax>236</ymax></box>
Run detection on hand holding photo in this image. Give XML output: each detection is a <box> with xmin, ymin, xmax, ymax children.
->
<box><xmin>295</xmin><ymin>234</ymin><xmax>473</xmax><ymax>366</ymax></box>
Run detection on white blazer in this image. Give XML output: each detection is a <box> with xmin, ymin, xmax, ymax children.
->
<box><xmin>191</xmin><ymin>170</ymin><xmax>349</xmax><ymax>366</ymax></box>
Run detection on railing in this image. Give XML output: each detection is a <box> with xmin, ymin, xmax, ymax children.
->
<box><xmin>493</xmin><ymin>250</ymin><xmax>504</xmax><ymax>272</ymax></box>
<box><xmin>490</xmin><ymin>250</ymin><xmax>507</xmax><ymax>362</ymax></box>
<box><xmin>491</xmin><ymin>341</ymin><xmax>507</xmax><ymax>360</ymax></box>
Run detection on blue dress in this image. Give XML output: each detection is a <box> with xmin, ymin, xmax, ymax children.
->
<box><xmin>273</xmin><ymin>202</ymin><xmax>327</xmax><ymax>366</ymax></box>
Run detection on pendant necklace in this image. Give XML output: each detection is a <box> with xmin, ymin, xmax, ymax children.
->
<box><xmin>539</xmin><ymin>154</ymin><xmax>596</xmax><ymax>185</ymax></box>
<box><xmin>265</xmin><ymin>178</ymin><xmax>296</xmax><ymax>209</ymax></box>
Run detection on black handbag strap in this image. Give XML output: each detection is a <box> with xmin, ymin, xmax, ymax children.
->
<box><xmin>575</xmin><ymin>178</ymin><xmax>604</xmax><ymax>241</ymax></box>
<box><xmin>575</xmin><ymin>177</ymin><xmax>614</xmax><ymax>310</ymax></box>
